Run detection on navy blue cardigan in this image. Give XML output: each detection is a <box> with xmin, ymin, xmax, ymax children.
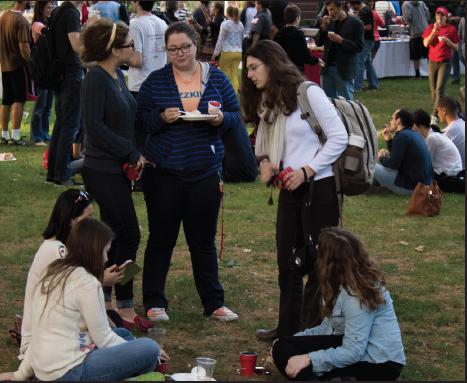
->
<box><xmin>135</xmin><ymin>62</ymin><xmax>240</xmax><ymax>182</ymax></box>
<box><xmin>381</xmin><ymin>126</ymin><xmax>434</xmax><ymax>189</ymax></box>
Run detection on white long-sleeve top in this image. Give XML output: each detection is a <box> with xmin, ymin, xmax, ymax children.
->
<box><xmin>213</xmin><ymin>20</ymin><xmax>244</xmax><ymax>56</ymax></box>
<box><xmin>443</xmin><ymin>119</ymin><xmax>465</xmax><ymax>169</ymax></box>
<box><xmin>14</xmin><ymin>267</ymin><xmax>126</xmax><ymax>381</ymax></box>
<box><xmin>20</xmin><ymin>240</ymin><xmax>67</xmax><ymax>359</ymax></box>
<box><xmin>426</xmin><ymin>129</ymin><xmax>463</xmax><ymax>176</ymax></box>
<box><xmin>283</xmin><ymin>86</ymin><xmax>348</xmax><ymax>180</ymax></box>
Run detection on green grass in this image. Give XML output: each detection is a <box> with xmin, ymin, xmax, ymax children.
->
<box><xmin>0</xmin><ymin>75</ymin><xmax>465</xmax><ymax>381</ymax></box>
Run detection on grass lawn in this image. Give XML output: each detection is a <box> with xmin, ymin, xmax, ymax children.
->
<box><xmin>0</xmin><ymin>74</ymin><xmax>465</xmax><ymax>381</ymax></box>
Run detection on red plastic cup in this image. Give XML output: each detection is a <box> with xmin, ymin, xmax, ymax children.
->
<box><xmin>154</xmin><ymin>361</ymin><xmax>167</xmax><ymax>375</ymax></box>
<box><xmin>274</xmin><ymin>167</ymin><xmax>293</xmax><ymax>189</ymax></box>
<box><xmin>123</xmin><ymin>163</ymin><xmax>141</xmax><ymax>181</ymax></box>
<box><xmin>240</xmin><ymin>351</ymin><xmax>257</xmax><ymax>376</ymax></box>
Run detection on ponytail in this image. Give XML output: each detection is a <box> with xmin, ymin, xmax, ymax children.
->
<box><xmin>227</xmin><ymin>5</ymin><xmax>240</xmax><ymax>23</ymax></box>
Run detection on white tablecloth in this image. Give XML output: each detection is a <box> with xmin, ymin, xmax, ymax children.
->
<box><xmin>373</xmin><ymin>40</ymin><xmax>465</xmax><ymax>78</ymax></box>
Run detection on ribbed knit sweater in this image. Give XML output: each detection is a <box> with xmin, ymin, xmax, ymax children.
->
<box><xmin>135</xmin><ymin>62</ymin><xmax>241</xmax><ymax>182</ymax></box>
<box><xmin>81</xmin><ymin>66</ymin><xmax>140</xmax><ymax>174</ymax></box>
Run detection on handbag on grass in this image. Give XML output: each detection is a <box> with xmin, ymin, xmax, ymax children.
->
<box><xmin>406</xmin><ymin>180</ymin><xmax>446</xmax><ymax>217</ymax></box>
<box><xmin>8</xmin><ymin>314</ymin><xmax>22</xmax><ymax>346</ymax></box>
<box><xmin>288</xmin><ymin>172</ymin><xmax>318</xmax><ymax>277</ymax></box>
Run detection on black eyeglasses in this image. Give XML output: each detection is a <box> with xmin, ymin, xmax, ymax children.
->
<box><xmin>75</xmin><ymin>190</ymin><xmax>90</xmax><ymax>204</ymax></box>
<box><xmin>167</xmin><ymin>43</ymin><xmax>193</xmax><ymax>56</ymax></box>
<box><xmin>119</xmin><ymin>40</ymin><xmax>135</xmax><ymax>50</ymax></box>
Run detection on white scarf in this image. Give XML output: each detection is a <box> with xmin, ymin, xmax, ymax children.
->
<box><xmin>255</xmin><ymin>103</ymin><xmax>287</xmax><ymax>170</ymax></box>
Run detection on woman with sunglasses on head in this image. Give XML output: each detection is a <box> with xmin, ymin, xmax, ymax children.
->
<box><xmin>240</xmin><ymin>40</ymin><xmax>348</xmax><ymax>341</ymax></box>
<box><xmin>135</xmin><ymin>22</ymin><xmax>241</xmax><ymax>323</ymax></box>
<box><xmin>19</xmin><ymin>189</ymin><xmax>129</xmax><ymax>361</ymax></box>
<box><xmin>0</xmin><ymin>218</ymin><xmax>169</xmax><ymax>382</ymax></box>
<box><xmin>272</xmin><ymin>227</ymin><xmax>406</xmax><ymax>381</ymax></box>
<box><xmin>80</xmin><ymin>19</ymin><xmax>155</xmax><ymax>332</ymax></box>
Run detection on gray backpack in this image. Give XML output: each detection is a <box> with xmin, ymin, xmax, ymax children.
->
<box><xmin>297</xmin><ymin>82</ymin><xmax>378</xmax><ymax>223</ymax></box>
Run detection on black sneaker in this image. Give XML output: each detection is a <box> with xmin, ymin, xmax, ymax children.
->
<box><xmin>55</xmin><ymin>179</ymin><xmax>84</xmax><ymax>187</ymax></box>
<box><xmin>45</xmin><ymin>178</ymin><xmax>58</xmax><ymax>185</ymax></box>
<box><xmin>8</xmin><ymin>137</ymin><xmax>29</xmax><ymax>147</ymax></box>
<box><xmin>1</xmin><ymin>137</ymin><xmax>8</xmax><ymax>145</ymax></box>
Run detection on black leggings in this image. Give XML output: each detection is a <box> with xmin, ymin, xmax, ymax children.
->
<box><xmin>272</xmin><ymin>335</ymin><xmax>402</xmax><ymax>381</ymax></box>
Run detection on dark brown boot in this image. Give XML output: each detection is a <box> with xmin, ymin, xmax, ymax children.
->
<box><xmin>255</xmin><ymin>328</ymin><xmax>278</xmax><ymax>341</ymax></box>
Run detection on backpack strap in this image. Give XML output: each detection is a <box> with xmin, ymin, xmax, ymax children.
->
<box><xmin>296</xmin><ymin>81</ymin><xmax>344</xmax><ymax>227</ymax></box>
<box><xmin>297</xmin><ymin>81</ymin><xmax>327</xmax><ymax>145</ymax></box>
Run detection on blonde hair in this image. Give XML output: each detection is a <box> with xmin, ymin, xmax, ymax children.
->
<box><xmin>227</xmin><ymin>5</ymin><xmax>240</xmax><ymax>23</ymax></box>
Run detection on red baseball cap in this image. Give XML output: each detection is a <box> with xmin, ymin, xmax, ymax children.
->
<box><xmin>435</xmin><ymin>7</ymin><xmax>449</xmax><ymax>16</ymax></box>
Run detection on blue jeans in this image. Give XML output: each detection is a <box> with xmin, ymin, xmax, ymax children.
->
<box><xmin>452</xmin><ymin>49</ymin><xmax>461</xmax><ymax>84</ymax></box>
<box><xmin>55</xmin><ymin>338</ymin><xmax>159</xmax><ymax>381</ymax></box>
<box><xmin>30</xmin><ymin>88</ymin><xmax>54</xmax><ymax>143</ymax></box>
<box><xmin>321</xmin><ymin>66</ymin><xmax>355</xmax><ymax>101</ymax></box>
<box><xmin>460</xmin><ymin>45</ymin><xmax>465</xmax><ymax>65</ymax></box>
<box><xmin>374</xmin><ymin>164</ymin><xmax>414</xmax><ymax>195</ymax></box>
<box><xmin>70</xmin><ymin>158</ymin><xmax>83</xmax><ymax>176</ymax></box>
<box><xmin>355</xmin><ymin>39</ymin><xmax>379</xmax><ymax>90</ymax></box>
<box><xmin>47</xmin><ymin>75</ymin><xmax>83</xmax><ymax>182</ymax></box>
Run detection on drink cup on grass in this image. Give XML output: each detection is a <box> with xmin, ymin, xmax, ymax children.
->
<box><xmin>196</xmin><ymin>358</ymin><xmax>216</xmax><ymax>381</ymax></box>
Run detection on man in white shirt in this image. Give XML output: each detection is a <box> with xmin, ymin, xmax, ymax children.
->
<box><xmin>437</xmin><ymin>95</ymin><xmax>465</xmax><ymax>169</ymax></box>
<box><xmin>128</xmin><ymin>0</ymin><xmax>168</xmax><ymax>191</ymax></box>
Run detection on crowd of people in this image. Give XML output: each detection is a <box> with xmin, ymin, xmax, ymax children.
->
<box><xmin>0</xmin><ymin>0</ymin><xmax>464</xmax><ymax>381</ymax></box>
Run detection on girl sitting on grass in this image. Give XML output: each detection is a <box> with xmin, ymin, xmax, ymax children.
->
<box><xmin>272</xmin><ymin>227</ymin><xmax>406</xmax><ymax>381</ymax></box>
<box><xmin>0</xmin><ymin>218</ymin><xmax>169</xmax><ymax>382</ymax></box>
<box><xmin>19</xmin><ymin>189</ymin><xmax>126</xmax><ymax>361</ymax></box>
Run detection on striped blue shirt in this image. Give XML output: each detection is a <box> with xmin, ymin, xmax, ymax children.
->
<box><xmin>135</xmin><ymin>62</ymin><xmax>241</xmax><ymax>182</ymax></box>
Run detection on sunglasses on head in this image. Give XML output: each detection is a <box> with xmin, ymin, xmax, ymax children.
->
<box><xmin>74</xmin><ymin>190</ymin><xmax>90</xmax><ymax>204</ymax></box>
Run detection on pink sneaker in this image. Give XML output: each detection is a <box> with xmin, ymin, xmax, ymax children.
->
<box><xmin>210</xmin><ymin>306</ymin><xmax>238</xmax><ymax>322</ymax></box>
<box><xmin>147</xmin><ymin>308</ymin><xmax>169</xmax><ymax>322</ymax></box>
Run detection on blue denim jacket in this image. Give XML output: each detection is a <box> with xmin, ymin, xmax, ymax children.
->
<box><xmin>295</xmin><ymin>286</ymin><xmax>406</xmax><ymax>376</ymax></box>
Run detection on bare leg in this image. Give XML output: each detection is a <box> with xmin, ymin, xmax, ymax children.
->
<box><xmin>1</xmin><ymin>105</ymin><xmax>11</xmax><ymax>132</ymax></box>
<box><xmin>119</xmin><ymin>307</ymin><xmax>138</xmax><ymax>321</ymax></box>
<box><xmin>414</xmin><ymin>59</ymin><xmax>420</xmax><ymax>71</ymax></box>
<box><xmin>371</xmin><ymin>49</ymin><xmax>377</xmax><ymax>62</ymax></box>
<box><xmin>11</xmin><ymin>103</ymin><xmax>25</xmax><ymax>130</ymax></box>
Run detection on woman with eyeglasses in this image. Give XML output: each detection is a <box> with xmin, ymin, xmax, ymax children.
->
<box><xmin>0</xmin><ymin>218</ymin><xmax>169</xmax><ymax>382</ymax></box>
<box><xmin>79</xmin><ymin>19</ymin><xmax>156</xmax><ymax>332</ymax></box>
<box><xmin>135</xmin><ymin>22</ymin><xmax>241</xmax><ymax>323</ymax></box>
<box><xmin>240</xmin><ymin>40</ymin><xmax>348</xmax><ymax>341</ymax></box>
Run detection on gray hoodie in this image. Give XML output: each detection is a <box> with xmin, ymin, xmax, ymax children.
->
<box><xmin>401</xmin><ymin>1</ymin><xmax>429</xmax><ymax>39</ymax></box>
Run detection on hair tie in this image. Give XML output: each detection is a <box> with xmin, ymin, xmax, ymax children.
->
<box><xmin>106</xmin><ymin>23</ymin><xmax>117</xmax><ymax>51</ymax></box>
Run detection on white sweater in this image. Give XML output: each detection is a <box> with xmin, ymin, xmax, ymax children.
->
<box><xmin>283</xmin><ymin>86</ymin><xmax>348</xmax><ymax>180</ymax></box>
<box><xmin>20</xmin><ymin>240</ymin><xmax>67</xmax><ymax>359</ymax></box>
<box><xmin>14</xmin><ymin>267</ymin><xmax>126</xmax><ymax>381</ymax></box>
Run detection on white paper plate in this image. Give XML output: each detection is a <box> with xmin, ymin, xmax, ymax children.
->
<box><xmin>0</xmin><ymin>158</ymin><xmax>16</xmax><ymax>162</ymax></box>
<box><xmin>180</xmin><ymin>115</ymin><xmax>217</xmax><ymax>121</ymax></box>
<box><xmin>171</xmin><ymin>373</ymin><xmax>216</xmax><ymax>381</ymax></box>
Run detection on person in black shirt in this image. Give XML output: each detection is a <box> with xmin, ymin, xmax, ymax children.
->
<box><xmin>274</xmin><ymin>5</ymin><xmax>324</xmax><ymax>73</ymax></box>
<box><xmin>269</xmin><ymin>1</ymin><xmax>288</xmax><ymax>39</ymax></box>
<box><xmin>242</xmin><ymin>1</ymin><xmax>272</xmax><ymax>58</ymax></box>
<box><xmin>348</xmin><ymin>1</ymin><xmax>379</xmax><ymax>91</ymax></box>
<box><xmin>195</xmin><ymin>1</ymin><xmax>225</xmax><ymax>48</ymax></box>
<box><xmin>316</xmin><ymin>1</ymin><xmax>363</xmax><ymax>100</ymax></box>
<box><xmin>164</xmin><ymin>1</ymin><xmax>180</xmax><ymax>24</ymax></box>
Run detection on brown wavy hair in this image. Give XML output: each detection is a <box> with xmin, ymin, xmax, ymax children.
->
<box><xmin>240</xmin><ymin>40</ymin><xmax>305</xmax><ymax>128</ymax></box>
<box><xmin>33</xmin><ymin>1</ymin><xmax>53</xmax><ymax>25</ymax></box>
<box><xmin>80</xmin><ymin>19</ymin><xmax>130</xmax><ymax>63</ymax></box>
<box><xmin>316</xmin><ymin>227</ymin><xmax>387</xmax><ymax>319</ymax></box>
<box><xmin>39</xmin><ymin>218</ymin><xmax>114</xmax><ymax>317</ymax></box>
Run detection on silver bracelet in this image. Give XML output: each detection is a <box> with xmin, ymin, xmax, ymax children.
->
<box><xmin>260</xmin><ymin>158</ymin><xmax>270</xmax><ymax>166</ymax></box>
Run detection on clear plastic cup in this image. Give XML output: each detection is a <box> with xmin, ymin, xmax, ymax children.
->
<box><xmin>196</xmin><ymin>358</ymin><xmax>216</xmax><ymax>381</ymax></box>
<box><xmin>148</xmin><ymin>328</ymin><xmax>165</xmax><ymax>349</ymax></box>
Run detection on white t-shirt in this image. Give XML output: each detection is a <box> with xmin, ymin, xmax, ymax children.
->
<box><xmin>283</xmin><ymin>86</ymin><xmax>348</xmax><ymax>181</ymax></box>
<box><xmin>426</xmin><ymin>129</ymin><xmax>463</xmax><ymax>176</ymax></box>
<box><xmin>128</xmin><ymin>14</ymin><xmax>168</xmax><ymax>92</ymax></box>
<box><xmin>19</xmin><ymin>240</ymin><xmax>67</xmax><ymax>359</ymax></box>
<box><xmin>443</xmin><ymin>119</ymin><xmax>465</xmax><ymax>169</ymax></box>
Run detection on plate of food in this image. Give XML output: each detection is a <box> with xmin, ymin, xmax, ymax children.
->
<box><xmin>180</xmin><ymin>110</ymin><xmax>217</xmax><ymax>121</ymax></box>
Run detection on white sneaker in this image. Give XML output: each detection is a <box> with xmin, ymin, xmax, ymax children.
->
<box><xmin>147</xmin><ymin>308</ymin><xmax>169</xmax><ymax>322</ymax></box>
<box><xmin>431</xmin><ymin>115</ymin><xmax>438</xmax><ymax>125</ymax></box>
<box><xmin>210</xmin><ymin>306</ymin><xmax>238</xmax><ymax>322</ymax></box>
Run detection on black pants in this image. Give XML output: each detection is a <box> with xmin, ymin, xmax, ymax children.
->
<box><xmin>273</xmin><ymin>335</ymin><xmax>402</xmax><ymax>381</ymax></box>
<box><xmin>142</xmin><ymin>167</ymin><xmax>224</xmax><ymax>315</ymax></box>
<box><xmin>82</xmin><ymin>166</ymin><xmax>141</xmax><ymax>305</ymax></box>
<box><xmin>276</xmin><ymin>177</ymin><xmax>339</xmax><ymax>337</ymax></box>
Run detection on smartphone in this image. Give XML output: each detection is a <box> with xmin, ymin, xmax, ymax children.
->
<box><xmin>112</xmin><ymin>259</ymin><xmax>132</xmax><ymax>272</ymax></box>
